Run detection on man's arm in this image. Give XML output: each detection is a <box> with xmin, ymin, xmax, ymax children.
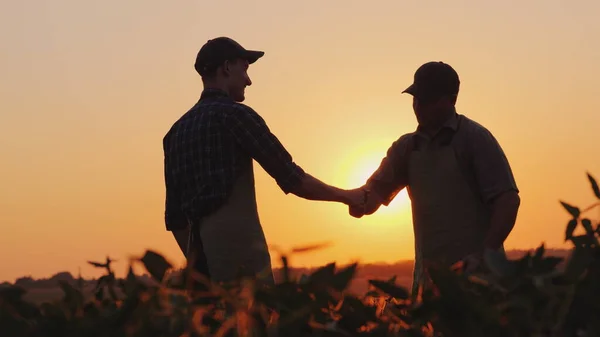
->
<box><xmin>349</xmin><ymin>134</ymin><xmax>413</xmax><ymax>218</ymax></box>
<box><xmin>222</xmin><ymin>106</ymin><xmax>363</xmax><ymax>206</ymax></box>
<box><xmin>469</xmin><ymin>127</ymin><xmax>521</xmax><ymax>250</ymax></box>
<box><xmin>485</xmin><ymin>190</ymin><xmax>520</xmax><ymax>250</ymax></box>
<box><xmin>349</xmin><ymin>186</ymin><xmax>386</xmax><ymax>218</ymax></box>
<box><xmin>292</xmin><ymin>174</ymin><xmax>365</xmax><ymax>205</ymax></box>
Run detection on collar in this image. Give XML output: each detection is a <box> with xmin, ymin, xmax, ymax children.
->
<box><xmin>200</xmin><ymin>88</ymin><xmax>230</xmax><ymax>100</ymax></box>
<box><xmin>415</xmin><ymin>111</ymin><xmax>460</xmax><ymax>138</ymax></box>
<box><xmin>442</xmin><ymin>112</ymin><xmax>460</xmax><ymax>131</ymax></box>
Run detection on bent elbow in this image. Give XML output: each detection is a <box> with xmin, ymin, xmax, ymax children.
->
<box><xmin>490</xmin><ymin>189</ymin><xmax>520</xmax><ymax>208</ymax></box>
<box><xmin>510</xmin><ymin>190</ymin><xmax>521</xmax><ymax>208</ymax></box>
<box><xmin>496</xmin><ymin>190</ymin><xmax>521</xmax><ymax>212</ymax></box>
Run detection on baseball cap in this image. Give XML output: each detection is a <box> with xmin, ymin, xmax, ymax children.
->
<box><xmin>402</xmin><ymin>61</ymin><xmax>460</xmax><ymax>100</ymax></box>
<box><xmin>194</xmin><ymin>37</ymin><xmax>264</xmax><ymax>76</ymax></box>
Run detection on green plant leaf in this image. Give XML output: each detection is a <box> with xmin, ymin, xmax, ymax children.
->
<box><xmin>514</xmin><ymin>252</ymin><xmax>532</xmax><ymax>275</ymax></box>
<box><xmin>571</xmin><ymin>235</ymin><xmax>593</xmax><ymax>248</ymax></box>
<box><xmin>95</xmin><ymin>287</ymin><xmax>104</xmax><ymax>301</ymax></box>
<box><xmin>121</xmin><ymin>265</ymin><xmax>143</xmax><ymax>295</ymax></box>
<box><xmin>582</xmin><ymin>218</ymin><xmax>594</xmax><ymax>235</ymax></box>
<box><xmin>533</xmin><ymin>243</ymin><xmax>545</xmax><ymax>261</ymax></box>
<box><xmin>59</xmin><ymin>280</ymin><xmax>84</xmax><ymax>312</ymax></box>
<box><xmin>335</xmin><ymin>296</ymin><xmax>377</xmax><ymax>330</ymax></box>
<box><xmin>364</xmin><ymin>290</ymin><xmax>380</xmax><ymax>297</ymax></box>
<box><xmin>96</xmin><ymin>275</ymin><xmax>110</xmax><ymax>289</ymax></box>
<box><xmin>107</xmin><ymin>283</ymin><xmax>118</xmax><ymax>301</ymax></box>
<box><xmin>140</xmin><ymin>250</ymin><xmax>173</xmax><ymax>282</ymax></box>
<box><xmin>307</xmin><ymin>262</ymin><xmax>336</xmax><ymax>285</ymax></box>
<box><xmin>87</xmin><ymin>260</ymin><xmax>106</xmax><ymax>268</ymax></box>
<box><xmin>426</xmin><ymin>264</ymin><xmax>470</xmax><ymax>309</ymax></box>
<box><xmin>484</xmin><ymin>249</ymin><xmax>516</xmax><ymax>278</ymax></box>
<box><xmin>560</xmin><ymin>201</ymin><xmax>580</xmax><ymax>218</ymax></box>
<box><xmin>291</xmin><ymin>242</ymin><xmax>332</xmax><ymax>254</ymax></box>
<box><xmin>533</xmin><ymin>256</ymin><xmax>564</xmax><ymax>274</ymax></box>
<box><xmin>588</xmin><ymin>172</ymin><xmax>600</xmax><ymax>199</ymax></box>
<box><xmin>281</xmin><ymin>255</ymin><xmax>290</xmax><ymax>283</ymax></box>
<box><xmin>563</xmin><ymin>246</ymin><xmax>594</xmax><ymax>281</ymax></box>
<box><xmin>565</xmin><ymin>219</ymin><xmax>578</xmax><ymax>241</ymax></box>
<box><xmin>331</xmin><ymin>263</ymin><xmax>358</xmax><ymax>291</ymax></box>
<box><xmin>298</xmin><ymin>273</ymin><xmax>309</xmax><ymax>284</ymax></box>
<box><xmin>368</xmin><ymin>279</ymin><xmax>409</xmax><ymax>300</ymax></box>
<box><xmin>339</xmin><ymin>295</ymin><xmax>378</xmax><ymax>324</ymax></box>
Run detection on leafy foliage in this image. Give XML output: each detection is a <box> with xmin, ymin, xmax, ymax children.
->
<box><xmin>2</xmin><ymin>173</ymin><xmax>600</xmax><ymax>336</ymax></box>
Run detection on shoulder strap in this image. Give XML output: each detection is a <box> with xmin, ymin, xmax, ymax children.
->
<box><xmin>451</xmin><ymin>117</ymin><xmax>487</xmax><ymax>205</ymax></box>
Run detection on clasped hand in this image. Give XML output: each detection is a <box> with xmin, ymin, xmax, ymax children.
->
<box><xmin>343</xmin><ymin>187</ymin><xmax>369</xmax><ymax>218</ymax></box>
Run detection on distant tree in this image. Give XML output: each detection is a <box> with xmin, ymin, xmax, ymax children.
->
<box><xmin>49</xmin><ymin>271</ymin><xmax>74</xmax><ymax>282</ymax></box>
<box><xmin>14</xmin><ymin>276</ymin><xmax>35</xmax><ymax>287</ymax></box>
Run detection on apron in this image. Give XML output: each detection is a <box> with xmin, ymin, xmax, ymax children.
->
<box><xmin>407</xmin><ymin>130</ymin><xmax>504</xmax><ymax>300</ymax></box>
<box><xmin>187</xmin><ymin>162</ymin><xmax>274</xmax><ymax>286</ymax></box>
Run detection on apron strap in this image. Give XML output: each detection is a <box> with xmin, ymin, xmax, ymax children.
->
<box><xmin>186</xmin><ymin>220</ymin><xmax>211</xmax><ymax>281</ymax></box>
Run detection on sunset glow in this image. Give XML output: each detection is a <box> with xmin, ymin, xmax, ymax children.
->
<box><xmin>344</xmin><ymin>152</ymin><xmax>412</xmax><ymax>214</ymax></box>
<box><xmin>1</xmin><ymin>0</ymin><xmax>599</xmax><ymax>282</ymax></box>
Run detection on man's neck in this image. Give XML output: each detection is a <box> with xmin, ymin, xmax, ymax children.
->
<box><xmin>202</xmin><ymin>82</ymin><xmax>230</xmax><ymax>97</ymax></box>
<box><xmin>421</xmin><ymin>108</ymin><xmax>457</xmax><ymax>136</ymax></box>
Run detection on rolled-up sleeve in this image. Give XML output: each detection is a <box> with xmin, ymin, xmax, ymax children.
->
<box><xmin>221</xmin><ymin>105</ymin><xmax>306</xmax><ymax>194</ymax></box>
<box><xmin>469</xmin><ymin>127</ymin><xmax>519</xmax><ymax>203</ymax></box>
<box><xmin>366</xmin><ymin>134</ymin><xmax>413</xmax><ymax>206</ymax></box>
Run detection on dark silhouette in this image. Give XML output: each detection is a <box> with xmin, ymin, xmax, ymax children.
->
<box><xmin>349</xmin><ymin>61</ymin><xmax>521</xmax><ymax>300</ymax></box>
<box><xmin>162</xmin><ymin>37</ymin><xmax>365</xmax><ymax>287</ymax></box>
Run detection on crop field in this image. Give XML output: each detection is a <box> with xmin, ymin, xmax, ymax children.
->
<box><xmin>1</xmin><ymin>173</ymin><xmax>599</xmax><ymax>337</ymax></box>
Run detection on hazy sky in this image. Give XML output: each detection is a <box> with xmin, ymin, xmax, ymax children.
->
<box><xmin>1</xmin><ymin>0</ymin><xmax>599</xmax><ymax>282</ymax></box>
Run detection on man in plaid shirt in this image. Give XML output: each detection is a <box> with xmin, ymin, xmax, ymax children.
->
<box><xmin>163</xmin><ymin>37</ymin><xmax>365</xmax><ymax>285</ymax></box>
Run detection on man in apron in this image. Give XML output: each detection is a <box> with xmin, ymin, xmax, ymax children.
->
<box><xmin>163</xmin><ymin>37</ymin><xmax>365</xmax><ymax>287</ymax></box>
<box><xmin>350</xmin><ymin>62</ymin><xmax>521</xmax><ymax>300</ymax></box>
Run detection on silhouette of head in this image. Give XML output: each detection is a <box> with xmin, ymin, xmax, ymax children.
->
<box><xmin>194</xmin><ymin>37</ymin><xmax>264</xmax><ymax>102</ymax></box>
<box><xmin>402</xmin><ymin>62</ymin><xmax>460</xmax><ymax>128</ymax></box>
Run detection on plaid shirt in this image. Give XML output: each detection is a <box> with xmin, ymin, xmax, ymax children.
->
<box><xmin>163</xmin><ymin>88</ymin><xmax>306</xmax><ymax>231</ymax></box>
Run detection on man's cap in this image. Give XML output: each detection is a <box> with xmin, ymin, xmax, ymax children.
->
<box><xmin>402</xmin><ymin>61</ymin><xmax>460</xmax><ymax>100</ymax></box>
<box><xmin>194</xmin><ymin>37</ymin><xmax>264</xmax><ymax>76</ymax></box>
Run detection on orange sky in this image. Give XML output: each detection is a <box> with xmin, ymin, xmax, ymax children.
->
<box><xmin>1</xmin><ymin>0</ymin><xmax>600</xmax><ymax>282</ymax></box>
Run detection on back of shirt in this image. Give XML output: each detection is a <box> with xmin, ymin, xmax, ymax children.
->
<box><xmin>163</xmin><ymin>89</ymin><xmax>306</xmax><ymax>231</ymax></box>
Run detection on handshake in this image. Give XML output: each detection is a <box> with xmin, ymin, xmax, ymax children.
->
<box><xmin>342</xmin><ymin>187</ymin><xmax>373</xmax><ymax>218</ymax></box>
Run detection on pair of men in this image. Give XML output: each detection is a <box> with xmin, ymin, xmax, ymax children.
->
<box><xmin>162</xmin><ymin>37</ymin><xmax>521</xmax><ymax>296</ymax></box>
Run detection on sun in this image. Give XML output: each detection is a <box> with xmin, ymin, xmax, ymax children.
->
<box><xmin>328</xmin><ymin>141</ymin><xmax>414</xmax><ymax>244</ymax></box>
<box><xmin>340</xmin><ymin>149</ymin><xmax>411</xmax><ymax>215</ymax></box>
